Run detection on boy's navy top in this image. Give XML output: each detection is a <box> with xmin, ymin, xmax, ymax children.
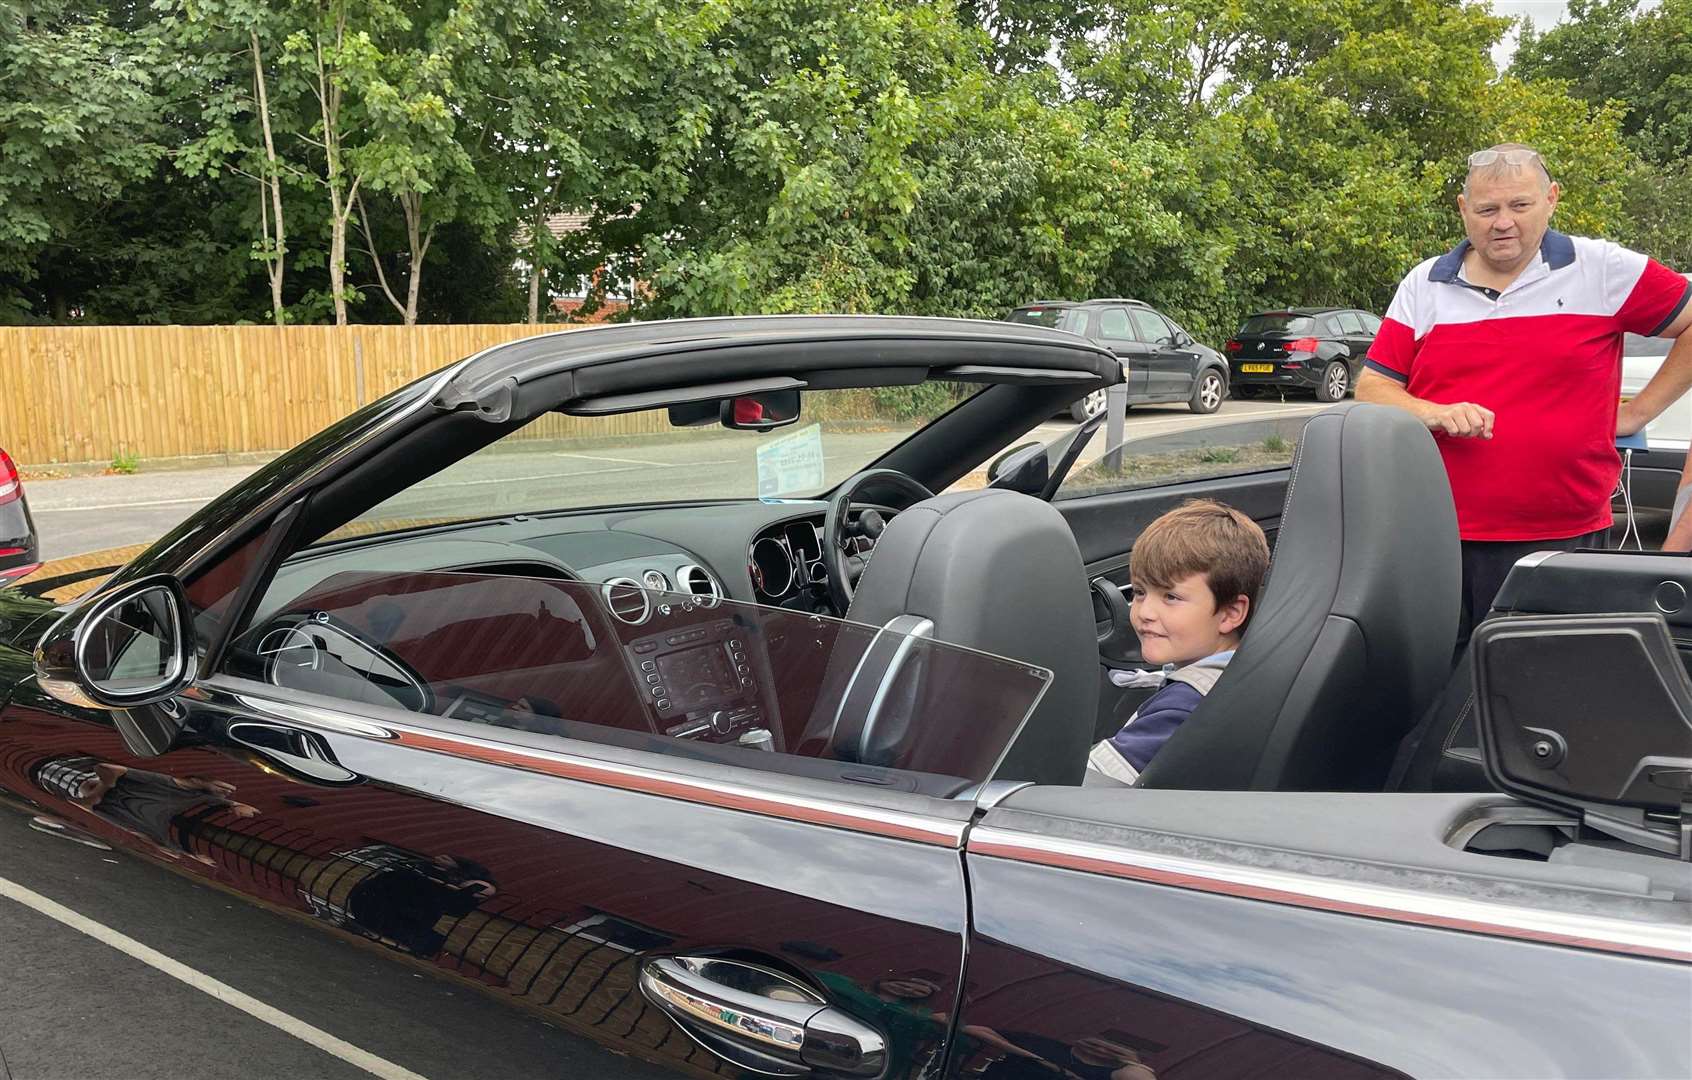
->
<box><xmin>1087</xmin><ymin>651</ymin><xmax>1233</xmax><ymax>785</ymax></box>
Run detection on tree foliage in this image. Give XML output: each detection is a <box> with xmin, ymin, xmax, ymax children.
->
<box><xmin>0</xmin><ymin>0</ymin><xmax>1676</xmax><ymax>329</ymax></box>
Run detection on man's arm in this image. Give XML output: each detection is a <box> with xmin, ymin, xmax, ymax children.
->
<box><xmin>1618</xmin><ymin>308</ymin><xmax>1692</xmax><ymax>436</ymax></box>
<box><xmin>1356</xmin><ymin>369</ymin><xmax>1496</xmax><ymax>438</ymax></box>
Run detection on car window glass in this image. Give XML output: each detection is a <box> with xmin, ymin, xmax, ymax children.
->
<box><xmin>1360</xmin><ymin>313</ymin><xmax>1382</xmax><ymax>334</ymax></box>
<box><xmin>1336</xmin><ymin>312</ymin><xmax>1365</xmax><ymax>335</ymax></box>
<box><xmin>1316</xmin><ymin>315</ymin><xmax>1342</xmax><ymax>336</ymax></box>
<box><xmin>1097</xmin><ymin>308</ymin><xmax>1135</xmax><ymax>341</ymax></box>
<box><xmin>1241</xmin><ymin>314</ymin><xmax>1315</xmax><ymax>335</ymax></box>
<box><xmin>1053</xmin><ymin>416</ymin><xmax>1304</xmax><ymax>500</ymax></box>
<box><xmin>1129</xmin><ymin>310</ymin><xmax>1171</xmax><ymax>345</ymax></box>
<box><xmin>219</xmin><ymin>571</ymin><xmax>1050</xmax><ymax>788</ymax></box>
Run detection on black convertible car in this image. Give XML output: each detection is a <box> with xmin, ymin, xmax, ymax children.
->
<box><xmin>0</xmin><ymin>316</ymin><xmax>1687</xmax><ymax>1080</ymax></box>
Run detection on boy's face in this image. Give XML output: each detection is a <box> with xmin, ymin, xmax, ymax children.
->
<box><xmin>1129</xmin><ymin>571</ymin><xmax>1249</xmax><ymax>666</ymax></box>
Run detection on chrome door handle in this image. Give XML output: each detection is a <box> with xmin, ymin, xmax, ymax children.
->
<box><xmin>226</xmin><ymin>721</ymin><xmax>361</xmax><ymax>784</ymax></box>
<box><xmin>639</xmin><ymin>956</ymin><xmax>885</xmax><ymax>1077</ymax></box>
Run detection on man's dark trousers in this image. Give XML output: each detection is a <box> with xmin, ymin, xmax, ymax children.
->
<box><xmin>1455</xmin><ymin>528</ymin><xmax>1609</xmax><ymax>651</ymax></box>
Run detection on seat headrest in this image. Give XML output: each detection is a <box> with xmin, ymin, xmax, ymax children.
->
<box><xmin>849</xmin><ymin>489</ymin><xmax>1099</xmax><ymax>786</ymax></box>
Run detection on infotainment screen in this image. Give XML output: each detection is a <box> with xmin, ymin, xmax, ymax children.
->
<box><xmin>656</xmin><ymin>644</ymin><xmax>739</xmax><ymax>710</ymax></box>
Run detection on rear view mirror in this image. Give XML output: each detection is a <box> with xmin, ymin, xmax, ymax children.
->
<box><xmin>721</xmin><ymin>391</ymin><xmax>801</xmax><ymax>431</ymax></box>
<box><xmin>1473</xmin><ymin>613</ymin><xmax>1692</xmax><ymax>857</ymax></box>
<box><xmin>987</xmin><ymin>442</ymin><xmax>1048</xmax><ymax>496</ymax></box>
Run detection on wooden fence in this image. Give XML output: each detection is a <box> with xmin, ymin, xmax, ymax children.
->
<box><xmin>0</xmin><ymin>323</ymin><xmax>680</xmax><ymax>467</ymax></box>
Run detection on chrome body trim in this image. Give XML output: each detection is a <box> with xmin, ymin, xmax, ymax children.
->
<box><xmin>968</xmin><ymin>826</ymin><xmax>1692</xmax><ymax>963</ymax></box>
<box><xmin>208</xmin><ymin>679</ymin><xmax>968</xmax><ymax>846</ymax></box>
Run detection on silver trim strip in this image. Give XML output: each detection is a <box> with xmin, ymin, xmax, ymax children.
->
<box><xmin>969</xmin><ymin>827</ymin><xmax>1692</xmax><ymax>962</ymax></box>
<box><xmin>210</xmin><ymin>680</ymin><xmax>967</xmax><ymax>846</ymax></box>
<box><xmin>1512</xmin><ymin>550</ymin><xmax>1564</xmax><ymax>571</ymax></box>
<box><xmin>859</xmin><ymin>616</ymin><xmax>933</xmax><ymax>755</ymax></box>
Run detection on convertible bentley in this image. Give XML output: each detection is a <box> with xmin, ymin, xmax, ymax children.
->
<box><xmin>0</xmin><ymin>316</ymin><xmax>1686</xmax><ymax>1080</ymax></box>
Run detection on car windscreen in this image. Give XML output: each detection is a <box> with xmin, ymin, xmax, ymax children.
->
<box><xmin>225</xmin><ymin>571</ymin><xmax>1051</xmax><ymax>787</ymax></box>
<box><xmin>1625</xmin><ymin>333</ymin><xmax>1672</xmax><ymax>358</ymax></box>
<box><xmin>1240</xmin><ymin>314</ymin><xmax>1315</xmax><ymax>335</ymax></box>
<box><xmin>312</xmin><ymin>386</ymin><xmax>981</xmax><ymax>540</ymax></box>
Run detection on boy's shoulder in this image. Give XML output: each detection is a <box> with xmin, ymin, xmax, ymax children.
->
<box><xmin>1167</xmin><ymin>649</ymin><xmax>1234</xmax><ymax>696</ymax></box>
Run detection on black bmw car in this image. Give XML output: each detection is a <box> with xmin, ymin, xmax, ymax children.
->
<box><xmin>1008</xmin><ymin>299</ymin><xmax>1229</xmax><ymax>419</ymax></box>
<box><xmin>0</xmin><ymin>446</ymin><xmax>40</xmax><ymax>583</ymax></box>
<box><xmin>0</xmin><ymin>317</ymin><xmax>1686</xmax><ymax>1080</ymax></box>
<box><xmin>1227</xmin><ymin>307</ymin><xmax>1381</xmax><ymax>401</ymax></box>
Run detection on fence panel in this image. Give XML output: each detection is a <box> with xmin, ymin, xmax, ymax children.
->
<box><xmin>0</xmin><ymin>324</ymin><xmax>670</xmax><ymax>466</ymax></box>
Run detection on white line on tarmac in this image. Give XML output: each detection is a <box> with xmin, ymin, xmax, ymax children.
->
<box><xmin>0</xmin><ymin>874</ymin><xmax>432</xmax><ymax>1080</ymax></box>
<box><xmin>552</xmin><ymin>451</ymin><xmax>668</xmax><ymax>466</ymax></box>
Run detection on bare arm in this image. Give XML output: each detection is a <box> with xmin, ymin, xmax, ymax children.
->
<box><xmin>1355</xmin><ymin>369</ymin><xmax>1495</xmax><ymax>438</ymax></box>
<box><xmin>1619</xmin><ymin>325</ymin><xmax>1692</xmax><ymax>436</ymax></box>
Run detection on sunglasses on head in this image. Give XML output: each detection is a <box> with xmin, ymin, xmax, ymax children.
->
<box><xmin>1468</xmin><ymin>148</ymin><xmax>1542</xmax><ymax>168</ymax></box>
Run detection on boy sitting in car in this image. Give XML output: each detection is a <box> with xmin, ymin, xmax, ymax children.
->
<box><xmin>1086</xmin><ymin>499</ymin><xmax>1270</xmax><ymax>786</ymax></box>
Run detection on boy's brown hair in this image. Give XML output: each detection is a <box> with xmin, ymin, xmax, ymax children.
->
<box><xmin>1129</xmin><ymin>499</ymin><xmax>1270</xmax><ymax>619</ymax></box>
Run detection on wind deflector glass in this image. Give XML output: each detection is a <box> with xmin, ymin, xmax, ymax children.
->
<box><xmin>223</xmin><ymin>570</ymin><xmax>1051</xmax><ymax>788</ymax></box>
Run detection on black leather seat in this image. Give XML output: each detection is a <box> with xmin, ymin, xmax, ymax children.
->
<box><xmin>1137</xmin><ymin>403</ymin><xmax>1461</xmax><ymax>791</ymax></box>
<box><xmin>836</xmin><ymin>489</ymin><xmax>1099</xmax><ymax>787</ymax></box>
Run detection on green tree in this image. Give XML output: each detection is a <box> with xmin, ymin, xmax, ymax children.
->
<box><xmin>0</xmin><ymin>1</ymin><xmax>166</xmax><ymax>321</ymax></box>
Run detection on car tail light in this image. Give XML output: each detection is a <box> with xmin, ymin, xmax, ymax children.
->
<box><xmin>0</xmin><ymin>450</ymin><xmax>20</xmax><ymax>505</ymax></box>
<box><xmin>1225</xmin><ymin>340</ymin><xmax>1241</xmax><ymax>354</ymax></box>
<box><xmin>0</xmin><ymin>562</ymin><xmax>40</xmax><ymax>585</ymax></box>
<box><xmin>1288</xmin><ymin>337</ymin><xmax>1321</xmax><ymax>353</ymax></box>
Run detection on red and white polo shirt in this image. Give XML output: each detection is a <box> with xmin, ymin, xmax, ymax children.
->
<box><xmin>1366</xmin><ymin>230</ymin><xmax>1691</xmax><ymax>541</ymax></box>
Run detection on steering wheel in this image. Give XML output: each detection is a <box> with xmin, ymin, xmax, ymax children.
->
<box><xmin>824</xmin><ymin>469</ymin><xmax>935</xmax><ymax>614</ymax></box>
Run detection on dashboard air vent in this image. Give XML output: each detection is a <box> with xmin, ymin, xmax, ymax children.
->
<box><xmin>676</xmin><ymin>565</ymin><xmax>722</xmax><ymax>608</ymax></box>
<box><xmin>602</xmin><ymin>577</ymin><xmax>652</xmax><ymax>625</ymax></box>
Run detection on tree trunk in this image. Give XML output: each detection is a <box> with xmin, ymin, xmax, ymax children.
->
<box><xmin>251</xmin><ymin>31</ymin><xmax>286</xmax><ymax>326</ymax></box>
<box><xmin>528</xmin><ymin>263</ymin><xmax>541</xmax><ymax>324</ymax></box>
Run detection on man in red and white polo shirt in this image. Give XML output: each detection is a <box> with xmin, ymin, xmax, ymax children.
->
<box><xmin>1359</xmin><ymin>143</ymin><xmax>1692</xmax><ymax>646</ymax></box>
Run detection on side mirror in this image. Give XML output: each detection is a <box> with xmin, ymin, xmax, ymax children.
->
<box><xmin>987</xmin><ymin>442</ymin><xmax>1048</xmax><ymax>496</ymax></box>
<box><xmin>1473</xmin><ymin>613</ymin><xmax>1692</xmax><ymax>856</ymax></box>
<box><xmin>721</xmin><ymin>390</ymin><xmax>801</xmax><ymax>431</ymax></box>
<box><xmin>1178</xmin><ymin>332</ymin><xmax>1195</xmax><ymax>347</ymax></box>
<box><xmin>35</xmin><ymin>574</ymin><xmax>196</xmax><ymax>711</ymax></box>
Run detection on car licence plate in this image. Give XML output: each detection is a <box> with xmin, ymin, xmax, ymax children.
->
<box><xmin>1240</xmin><ymin>363</ymin><xmax>1274</xmax><ymax>373</ymax></box>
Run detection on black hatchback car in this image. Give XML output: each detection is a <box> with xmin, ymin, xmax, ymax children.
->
<box><xmin>1008</xmin><ymin>299</ymin><xmax>1229</xmax><ymax>419</ymax></box>
<box><xmin>1226</xmin><ymin>307</ymin><xmax>1381</xmax><ymax>401</ymax></box>
<box><xmin>0</xmin><ymin>447</ymin><xmax>39</xmax><ymax>583</ymax></box>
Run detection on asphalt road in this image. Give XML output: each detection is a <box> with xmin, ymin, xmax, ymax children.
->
<box><xmin>24</xmin><ymin>400</ymin><xmax>1329</xmax><ymax>561</ymax></box>
<box><xmin>0</xmin><ymin>807</ymin><xmax>677</xmax><ymax>1080</ymax></box>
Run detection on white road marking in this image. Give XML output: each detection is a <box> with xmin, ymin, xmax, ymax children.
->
<box><xmin>0</xmin><ymin>874</ymin><xmax>433</xmax><ymax>1080</ymax></box>
<box><xmin>33</xmin><ymin>496</ymin><xmax>212</xmax><ymax>514</ymax></box>
<box><xmin>552</xmin><ymin>451</ymin><xmax>668</xmax><ymax>466</ymax></box>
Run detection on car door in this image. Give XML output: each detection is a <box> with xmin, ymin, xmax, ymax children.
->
<box><xmin>953</xmin><ymin>786</ymin><xmax>1692</xmax><ymax>1080</ymax></box>
<box><xmin>1094</xmin><ymin>308</ymin><xmax>1149</xmax><ymax>399</ymax></box>
<box><xmin>0</xmin><ymin>542</ymin><xmax>1048</xmax><ymax>1078</ymax></box>
<box><xmin>1335</xmin><ymin>311</ymin><xmax>1370</xmax><ymax>364</ymax></box>
<box><xmin>1130</xmin><ymin>310</ymin><xmax>1191</xmax><ymax>401</ymax></box>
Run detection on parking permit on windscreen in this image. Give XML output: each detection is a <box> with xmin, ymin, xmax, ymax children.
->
<box><xmin>756</xmin><ymin>423</ymin><xmax>826</xmax><ymax>498</ymax></box>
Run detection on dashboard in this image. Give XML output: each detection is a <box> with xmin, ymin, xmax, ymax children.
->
<box><xmin>236</xmin><ymin>499</ymin><xmax>878</xmax><ymax>754</ymax></box>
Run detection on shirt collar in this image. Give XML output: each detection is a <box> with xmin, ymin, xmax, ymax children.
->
<box><xmin>1427</xmin><ymin>228</ymin><xmax>1576</xmax><ymax>283</ymax></box>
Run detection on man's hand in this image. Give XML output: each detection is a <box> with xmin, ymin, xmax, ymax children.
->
<box><xmin>1617</xmin><ymin>400</ymin><xmax>1647</xmax><ymax>438</ymax></box>
<box><xmin>1421</xmin><ymin>401</ymin><xmax>1495</xmax><ymax>439</ymax></box>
